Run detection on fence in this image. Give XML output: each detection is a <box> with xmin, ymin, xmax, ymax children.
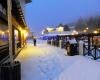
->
<box><xmin>47</xmin><ymin>40</ymin><xmax>69</xmax><ymax>49</ymax></box>
<box><xmin>47</xmin><ymin>40</ymin><xmax>100</xmax><ymax>60</ymax></box>
<box><xmin>83</xmin><ymin>44</ymin><xmax>100</xmax><ymax>60</ymax></box>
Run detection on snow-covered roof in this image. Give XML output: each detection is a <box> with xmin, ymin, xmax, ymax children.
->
<box><xmin>43</xmin><ymin>31</ymin><xmax>74</xmax><ymax>36</ymax></box>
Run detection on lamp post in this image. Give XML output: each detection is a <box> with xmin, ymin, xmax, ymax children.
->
<box><xmin>7</xmin><ymin>0</ymin><xmax>14</xmax><ymax>64</ymax></box>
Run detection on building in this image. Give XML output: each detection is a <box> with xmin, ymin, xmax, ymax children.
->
<box><xmin>0</xmin><ymin>0</ymin><xmax>32</xmax><ymax>63</ymax></box>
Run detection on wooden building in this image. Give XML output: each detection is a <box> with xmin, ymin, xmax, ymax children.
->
<box><xmin>0</xmin><ymin>0</ymin><xmax>32</xmax><ymax>63</ymax></box>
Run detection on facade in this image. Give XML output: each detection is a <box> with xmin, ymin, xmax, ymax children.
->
<box><xmin>0</xmin><ymin>0</ymin><xmax>31</xmax><ymax>63</ymax></box>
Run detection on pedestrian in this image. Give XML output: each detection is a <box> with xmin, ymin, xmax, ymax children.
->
<box><xmin>33</xmin><ymin>36</ymin><xmax>37</xmax><ymax>46</ymax></box>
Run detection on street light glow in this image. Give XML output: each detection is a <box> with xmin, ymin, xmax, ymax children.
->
<box><xmin>93</xmin><ymin>30</ymin><xmax>98</xmax><ymax>34</ymax></box>
<box><xmin>72</xmin><ymin>30</ymin><xmax>78</xmax><ymax>35</ymax></box>
<box><xmin>86</xmin><ymin>27</ymin><xmax>88</xmax><ymax>30</ymax></box>
<box><xmin>46</xmin><ymin>27</ymin><xmax>54</xmax><ymax>32</ymax></box>
<box><xmin>23</xmin><ymin>30</ymin><xmax>28</xmax><ymax>38</ymax></box>
<box><xmin>1</xmin><ymin>31</ymin><xmax>5</xmax><ymax>36</ymax></box>
<box><xmin>57</xmin><ymin>26</ymin><xmax>64</xmax><ymax>32</ymax></box>
<box><xmin>14</xmin><ymin>30</ymin><xmax>18</xmax><ymax>36</ymax></box>
<box><xmin>0</xmin><ymin>30</ymin><xmax>5</xmax><ymax>35</ymax></box>
<box><xmin>83</xmin><ymin>29</ymin><xmax>87</xmax><ymax>33</ymax></box>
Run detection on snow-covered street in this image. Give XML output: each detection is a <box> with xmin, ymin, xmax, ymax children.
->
<box><xmin>16</xmin><ymin>40</ymin><xmax>100</xmax><ymax>80</ymax></box>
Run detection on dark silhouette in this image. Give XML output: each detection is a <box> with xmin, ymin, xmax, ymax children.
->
<box><xmin>33</xmin><ymin>36</ymin><xmax>37</xmax><ymax>46</ymax></box>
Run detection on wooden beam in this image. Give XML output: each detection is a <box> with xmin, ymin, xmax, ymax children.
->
<box><xmin>7</xmin><ymin>0</ymin><xmax>14</xmax><ymax>64</ymax></box>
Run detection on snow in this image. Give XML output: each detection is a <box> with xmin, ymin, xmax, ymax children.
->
<box><xmin>16</xmin><ymin>39</ymin><xmax>100</xmax><ymax>80</ymax></box>
<box><xmin>69</xmin><ymin>38</ymin><xmax>77</xmax><ymax>44</ymax></box>
<box><xmin>59</xmin><ymin>57</ymin><xmax>100</xmax><ymax>80</ymax></box>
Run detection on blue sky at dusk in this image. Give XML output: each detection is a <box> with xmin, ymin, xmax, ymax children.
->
<box><xmin>25</xmin><ymin>0</ymin><xmax>100</xmax><ymax>34</ymax></box>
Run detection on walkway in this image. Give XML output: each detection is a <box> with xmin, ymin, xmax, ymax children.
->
<box><xmin>16</xmin><ymin>40</ymin><xmax>100</xmax><ymax>80</ymax></box>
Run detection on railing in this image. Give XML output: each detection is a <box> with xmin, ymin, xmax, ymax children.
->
<box><xmin>83</xmin><ymin>44</ymin><xmax>100</xmax><ymax>60</ymax></box>
<box><xmin>0</xmin><ymin>41</ymin><xmax>23</xmax><ymax>62</ymax></box>
<box><xmin>47</xmin><ymin>40</ymin><xmax>100</xmax><ymax>60</ymax></box>
<box><xmin>17</xmin><ymin>41</ymin><xmax>21</xmax><ymax>48</ymax></box>
<box><xmin>47</xmin><ymin>40</ymin><xmax>69</xmax><ymax>49</ymax></box>
<box><xmin>0</xmin><ymin>44</ymin><xmax>9</xmax><ymax>62</ymax></box>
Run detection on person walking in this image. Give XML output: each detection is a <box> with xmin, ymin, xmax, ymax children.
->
<box><xmin>33</xmin><ymin>36</ymin><xmax>37</xmax><ymax>46</ymax></box>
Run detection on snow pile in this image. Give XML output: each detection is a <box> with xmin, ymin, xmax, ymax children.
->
<box><xmin>59</xmin><ymin>57</ymin><xmax>100</xmax><ymax>80</ymax></box>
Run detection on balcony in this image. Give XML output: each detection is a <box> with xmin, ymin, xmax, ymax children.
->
<box><xmin>0</xmin><ymin>0</ymin><xmax>27</xmax><ymax>28</ymax></box>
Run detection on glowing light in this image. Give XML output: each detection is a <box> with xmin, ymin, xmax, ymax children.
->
<box><xmin>23</xmin><ymin>30</ymin><xmax>26</xmax><ymax>34</ymax></box>
<box><xmin>72</xmin><ymin>30</ymin><xmax>78</xmax><ymax>35</ymax></box>
<box><xmin>86</xmin><ymin>27</ymin><xmax>88</xmax><ymax>30</ymax></box>
<box><xmin>46</xmin><ymin>27</ymin><xmax>54</xmax><ymax>32</ymax></box>
<box><xmin>73</xmin><ymin>30</ymin><xmax>76</xmax><ymax>33</ymax></box>
<box><xmin>1</xmin><ymin>31</ymin><xmax>5</xmax><ymax>36</ymax></box>
<box><xmin>25</xmin><ymin>33</ymin><xmax>29</xmax><ymax>37</ymax></box>
<box><xmin>71</xmin><ymin>33</ymin><xmax>74</xmax><ymax>35</ymax></box>
<box><xmin>83</xmin><ymin>29</ymin><xmax>87</xmax><ymax>33</ymax></box>
<box><xmin>93</xmin><ymin>30</ymin><xmax>98</xmax><ymax>34</ymax></box>
<box><xmin>23</xmin><ymin>30</ymin><xmax>28</xmax><ymax>38</ymax></box>
<box><xmin>14</xmin><ymin>30</ymin><xmax>18</xmax><ymax>36</ymax></box>
<box><xmin>0</xmin><ymin>30</ymin><xmax>5</xmax><ymax>35</ymax></box>
<box><xmin>57</xmin><ymin>26</ymin><xmax>64</xmax><ymax>32</ymax></box>
<box><xmin>6</xmin><ymin>30</ymin><xmax>9</xmax><ymax>33</ymax></box>
<box><xmin>76</xmin><ymin>32</ymin><xmax>78</xmax><ymax>34</ymax></box>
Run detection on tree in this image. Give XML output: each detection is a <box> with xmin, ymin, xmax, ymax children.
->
<box><xmin>75</xmin><ymin>17</ymin><xmax>86</xmax><ymax>31</ymax></box>
<box><xmin>57</xmin><ymin>23</ymin><xmax>63</xmax><ymax>27</ymax></box>
<box><xmin>63</xmin><ymin>24</ymin><xmax>70</xmax><ymax>31</ymax></box>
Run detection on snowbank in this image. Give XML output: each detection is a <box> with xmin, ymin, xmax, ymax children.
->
<box><xmin>59</xmin><ymin>57</ymin><xmax>100</xmax><ymax>80</ymax></box>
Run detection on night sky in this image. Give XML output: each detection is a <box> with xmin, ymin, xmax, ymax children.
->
<box><xmin>25</xmin><ymin>0</ymin><xmax>100</xmax><ymax>34</ymax></box>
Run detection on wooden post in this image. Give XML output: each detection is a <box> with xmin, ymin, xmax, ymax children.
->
<box><xmin>7</xmin><ymin>0</ymin><xmax>14</xmax><ymax>64</ymax></box>
<box><xmin>94</xmin><ymin>45</ymin><xmax>97</xmax><ymax>60</ymax></box>
<box><xmin>18</xmin><ymin>30</ymin><xmax>21</xmax><ymax>48</ymax></box>
<box><xmin>88</xmin><ymin>34</ymin><xmax>91</xmax><ymax>56</ymax></box>
<box><xmin>92</xmin><ymin>36</ymin><xmax>94</xmax><ymax>45</ymax></box>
